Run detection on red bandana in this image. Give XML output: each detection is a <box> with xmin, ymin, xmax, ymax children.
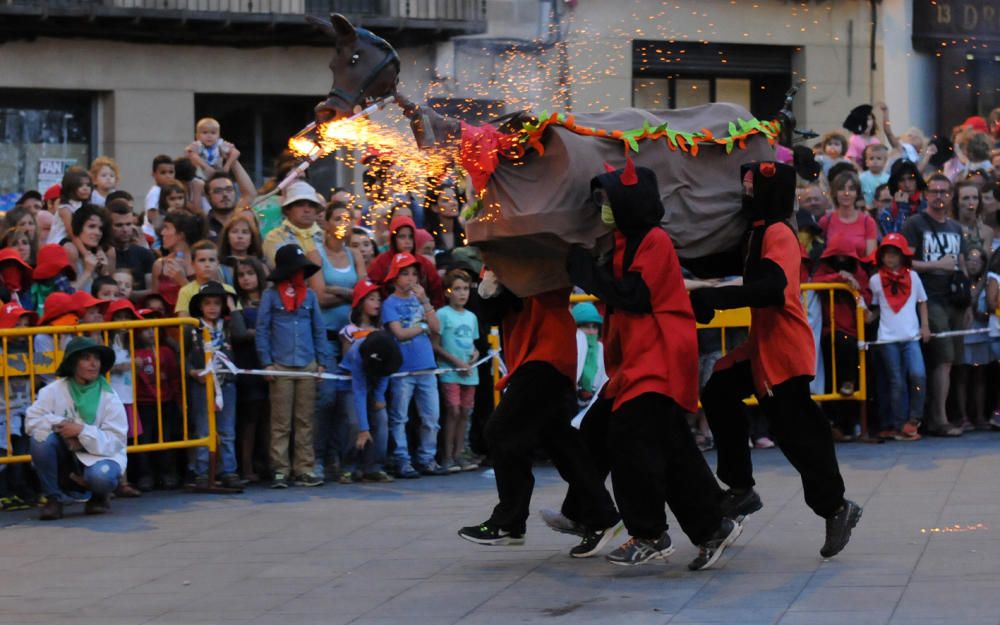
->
<box><xmin>1</xmin><ymin>264</ymin><xmax>23</xmax><ymax>292</ymax></box>
<box><xmin>278</xmin><ymin>272</ymin><xmax>307</xmax><ymax>312</ymax></box>
<box><xmin>878</xmin><ymin>267</ymin><xmax>911</xmax><ymax>313</ymax></box>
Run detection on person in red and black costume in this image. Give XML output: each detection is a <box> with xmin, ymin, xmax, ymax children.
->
<box><xmin>690</xmin><ymin>161</ymin><xmax>862</xmax><ymax>560</ymax></box>
<box><xmin>566</xmin><ymin>163</ymin><xmax>741</xmax><ymax>570</ymax></box>
<box><xmin>456</xmin><ymin>279</ymin><xmax>621</xmax><ymax>554</ymax></box>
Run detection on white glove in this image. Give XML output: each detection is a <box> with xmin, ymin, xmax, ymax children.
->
<box><xmin>478</xmin><ymin>269</ymin><xmax>502</xmax><ymax>299</ymax></box>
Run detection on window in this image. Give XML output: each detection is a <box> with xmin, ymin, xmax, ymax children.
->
<box><xmin>0</xmin><ymin>90</ymin><xmax>94</xmax><ymax>209</ymax></box>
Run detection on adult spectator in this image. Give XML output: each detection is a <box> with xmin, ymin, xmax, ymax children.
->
<box><xmin>25</xmin><ymin>337</ymin><xmax>127</xmax><ymax>520</ymax></box>
<box><xmin>902</xmin><ymin>174</ymin><xmax>967</xmax><ymax>437</ymax></box>
<box><xmin>316</xmin><ymin>202</ymin><xmax>365</xmax><ymax>336</ymax></box>
<box><xmin>252</xmin><ymin>151</ymin><xmax>298</xmax><ymax>240</ymax></box>
<box><xmin>262</xmin><ymin>181</ymin><xmax>325</xmax><ymax>267</ymax></box>
<box><xmin>819</xmin><ymin>171</ymin><xmax>877</xmax><ymax>258</ymax></box>
<box><xmin>796</xmin><ymin>182</ymin><xmax>829</xmax><ymax>220</ymax></box>
<box><xmin>63</xmin><ymin>204</ymin><xmax>114</xmax><ymax>294</ymax></box>
<box><xmin>205</xmin><ymin>172</ymin><xmax>239</xmax><ymax>242</ymax></box>
<box><xmin>108</xmin><ymin>199</ymin><xmax>155</xmax><ymax>302</ymax></box>
<box><xmin>423</xmin><ymin>179</ymin><xmax>466</xmax><ymax>251</ymax></box>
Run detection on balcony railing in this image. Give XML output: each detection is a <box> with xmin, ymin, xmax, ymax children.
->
<box><xmin>0</xmin><ymin>0</ymin><xmax>486</xmax><ymax>46</ymax></box>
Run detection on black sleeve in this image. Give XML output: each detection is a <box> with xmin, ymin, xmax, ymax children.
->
<box><xmin>698</xmin><ymin>259</ymin><xmax>787</xmax><ymax>311</ymax></box>
<box><xmin>566</xmin><ymin>245</ymin><xmax>651</xmax><ymax>313</ymax></box>
<box><xmin>476</xmin><ymin>288</ymin><xmax>521</xmax><ymax>326</ymax></box>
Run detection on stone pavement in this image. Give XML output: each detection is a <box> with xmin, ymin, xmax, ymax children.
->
<box><xmin>1</xmin><ymin>433</ymin><xmax>999</xmax><ymax>625</ymax></box>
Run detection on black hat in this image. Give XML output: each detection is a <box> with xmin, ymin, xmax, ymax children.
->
<box><xmin>827</xmin><ymin>161</ymin><xmax>859</xmax><ymax>186</ymax></box>
<box><xmin>928</xmin><ymin>135</ymin><xmax>954</xmax><ymax>170</ymax></box>
<box><xmin>268</xmin><ymin>244</ymin><xmax>320</xmax><ymax>283</ymax></box>
<box><xmin>792</xmin><ymin>145</ymin><xmax>821</xmax><ymax>182</ymax></box>
<box><xmin>56</xmin><ymin>336</ymin><xmax>115</xmax><ymax>378</ymax></box>
<box><xmin>796</xmin><ymin>209</ymin><xmax>823</xmax><ymax>235</ymax></box>
<box><xmin>842</xmin><ymin>104</ymin><xmax>873</xmax><ymax>135</ymax></box>
<box><xmin>888</xmin><ymin>159</ymin><xmax>927</xmax><ymax>194</ymax></box>
<box><xmin>189</xmin><ymin>281</ymin><xmax>231</xmax><ymax>319</ymax></box>
<box><xmin>359</xmin><ymin>330</ymin><xmax>402</xmax><ymax>378</ymax></box>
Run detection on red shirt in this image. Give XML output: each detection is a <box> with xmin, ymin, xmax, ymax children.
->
<box><xmin>497</xmin><ymin>288</ymin><xmax>577</xmax><ymax>390</ymax></box>
<box><xmin>716</xmin><ymin>224</ymin><xmax>816</xmax><ymax>395</ymax></box>
<box><xmin>603</xmin><ymin>228</ymin><xmax>699</xmax><ymax>413</ymax></box>
<box><xmin>135</xmin><ymin>345</ymin><xmax>181</xmax><ymax>404</ymax></box>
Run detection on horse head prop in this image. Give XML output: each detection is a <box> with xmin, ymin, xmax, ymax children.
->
<box><xmin>307</xmin><ymin>13</ymin><xmax>401</xmax><ymax>122</ymax></box>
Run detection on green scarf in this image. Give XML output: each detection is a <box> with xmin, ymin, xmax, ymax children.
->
<box><xmin>67</xmin><ymin>377</ymin><xmax>111</xmax><ymax>425</ymax></box>
<box><xmin>579</xmin><ymin>333</ymin><xmax>599</xmax><ymax>393</ymax></box>
<box><xmin>30</xmin><ymin>281</ymin><xmax>55</xmax><ymax>316</ymax></box>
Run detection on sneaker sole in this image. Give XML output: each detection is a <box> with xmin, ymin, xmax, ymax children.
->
<box><xmin>606</xmin><ymin>544</ymin><xmax>675</xmax><ymax>567</ymax></box>
<box><xmin>570</xmin><ymin>520</ymin><xmax>625</xmax><ymax>559</ymax></box>
<box><xmin>457</xmin><ymin>531</ymin><xmax>526</xmax><ymax>546</ymax></box>
<box><xmin>540</xmin><ymin>514</ymin><xmax>585</xmax><ymax>538</ymax></box>
<box><xmin>690</xmin><ymin>521</ymin><xmax>743</xmax><ymax>571</ymax></box>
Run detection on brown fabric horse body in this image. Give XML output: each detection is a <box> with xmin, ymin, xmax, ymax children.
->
<box><xmin>309</xmin><ymin>14</ymin><xmax>779</xmax><ymax>295</ymax></box>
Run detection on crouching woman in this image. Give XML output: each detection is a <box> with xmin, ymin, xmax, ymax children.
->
<box><xmin>26</xmin><ymin>336</ymin><xmax>127</xmax><ymax>520</ymax></box>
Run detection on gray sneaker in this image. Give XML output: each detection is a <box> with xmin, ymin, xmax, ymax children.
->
<box><xmin>270</xmin><ymin>472</ymin><xmax>289</xmax><ymax>489</ymax></box>
<box><xmin>539</xmin><ymin>508</ymin><xmax>585</xmax><ymax>537</ymax></box>
<box><xmin>688</xmin><ymin>518</ymin><xmax>743</xmax><ymax>570</ymax></box>
<box><xmin>606</xmin><ymin>531</ymin><xmax>674</xmax><ymax>566</ymax></box>
<box><xmin>293</xmin><ymin>473</ymin><xmax>324</xmax><ymax>487</ymax></box>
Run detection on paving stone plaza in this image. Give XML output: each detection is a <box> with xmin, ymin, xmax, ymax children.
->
<box><xmin>1</xmin><ymin>434</ymin><xmax>998</xmax><ymax>625</ymax></box>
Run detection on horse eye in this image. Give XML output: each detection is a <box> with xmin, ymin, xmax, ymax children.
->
<box><xmin>350</xmin><ymin>52</ymin><xmax>360</xmax><ymax>65</ymax></box>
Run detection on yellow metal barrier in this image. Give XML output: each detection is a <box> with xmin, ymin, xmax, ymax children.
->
<box><xmin>0</xmin><ymin>318</ymin><xmax>218</xmax><ymax>469</ymax></box>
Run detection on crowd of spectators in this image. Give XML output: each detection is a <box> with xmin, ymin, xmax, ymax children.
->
<box><xmin>0</xmin><ymin>104</ymin><xmax>998</xmax><ymax>516</ymax></box>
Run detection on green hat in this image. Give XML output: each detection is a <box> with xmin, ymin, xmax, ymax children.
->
<box><xmin>56</xmin><ymin>336</ymin><xmax>115</xmax><ymax>379</ymax></box>
<box><xmin>449</xmin><ymin>246</ymin><xmax>483</xmax><ymax>276</ymax></box>
<box><xmin>571</xmin><ymin>302</ymin><xmax>603</xmax><ymax>326</ymax></box>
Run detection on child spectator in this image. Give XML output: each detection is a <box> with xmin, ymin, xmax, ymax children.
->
<box><xmin>30</xmin><ymin>244</ymin><xmax>77</xmax><ymax>317</ymax></box>
<box><xmin>151</xmin><ymin>211</ymin><xmax>199</xmax><ymax>312</ymax></box>
<box><xmin>184</xmin><ymin>281</ymin><xmax>244</xmax><ymax>490</ymax></box>
<box><xmin>381</xmin><ymin>252</ymin><xmax>443</xmax><ymax>478</ymax></box>
<box><xmin>133</xmin><ymin>313</ymin><xmax>181</xmax><ymax>489</ymax></box>
<box><xmin>986</xmin><ymin>252</ymin><xmax>1000</xmax><ymax>430</ymax></box>
<box><xmin>859</xmin><ymin>144</ymin><xmax>890</xmax><ymax>207</ymax></box>
<box><xmin>104</xmin><ymin>299</ymin><xmax>145</xmax><ymax>492</ymax></box>
<box><xmin>113</xmin><ymin>269</ymin><xmax>134</xmax><ymax>302</ymax></box>
<box><xmin>432</xmin><ymin>269</ymin><xmax>480</xmax><ymax>473</ymax></box>
<box><xmin>0</xmin><ymin>248</ymin><xmax>34</xmax><ymax>309</ymax></box>
<box><xmin>349</xmin><ymin>227</ymin><xmax>377</xmax><ymax>269</ymax></box>
<box><xmin>953</xmin><ymin>246</ymin><xmax>990</xmax><ymax>431</ymax></box>
<box><xmin>336</xmin><ymin>330</ymin><xmax>402</xmax><ymax>484</ymax></box>
<box><xmin>232</xmin><ymin>257</ymin><xmax>268</xmax><ymax>483</ymax></box>
<box><xmin>187</xmin><ymin>117</ymin><xmax>236</xmax><ymax>179</ymax></box>
<box><xmin>144</xmin><ymin>155</ymin><xmax>176</xmax><ymax>239</ymax></box>
<box><xmin>174</xmin><ymin>240</ymin><xmax>237</xmax><ymax>316</ymax></box>
<box><xmin>367</xmin><ymin>216</ymin><xmax>444</xmax><ymax>307</ymax></box>
<box><xmin>157</xmin><ymin>183</ymin><xmax>189</xmax><ymax>218</ymax></box>
<box><xmin>0</xmin><ymin>303</ymin><xmax>39</xmax><ymax>510</ymax></box>
<box><xmin>91</xmin><ymin>275</ymin><xmax>120</xmax><ymax>301</ymax></box>
<box><xmin>415</xmin><ymin>229</ymin><xmax>436</xmax><ymax>264</ymax></box>
<box><xmin>843</xmin><ymin>104</ymin><xmax>881</xmax><ymax>167</ymax></box>
<box><xmin>571</xmin><ymin>301</ymin><xmax>606</xmax><ymax>408</ymax></box>
<box><xmin>173</xmin><ymin>157</ymin><xmax>208</xmax><ymax>215</ymax></box>
<box><xmin>88</xmin><ymin>156</ymin><xmax>120</xmax><ymax>207</ymax></box>
<box><xmin>816</xmin><ymin>131</ymin><xmax>850</xmax><ymax>176</ymax></box>
<box><xmin>256</xmin><ymin>244</ymin><xmax>329</xmax><ymax>488</ymax></box>
<box><xmin>881</xmin><ymin>160</ymin><xmax>928</xmax><ymax>235</ymax></box>
<box><xmin>867</xmin><ymin>234</ymin><xmax>929</xmax><ymax>441</ymax></box>
<box><xmin>47</xmin><ymin>167</ymin><xmax>92</xmax><ymax>246</ymax></box>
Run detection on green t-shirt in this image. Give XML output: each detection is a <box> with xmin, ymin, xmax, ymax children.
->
<box><xmin>435</xmin><ymin>306</ymin><xmax>479</xmax><ymax>385</ymax></box>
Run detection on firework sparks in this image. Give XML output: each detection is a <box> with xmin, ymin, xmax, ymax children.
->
<box><xmin>920</xmin><ymin>523</ymin><xmax>989</xmax><ymax>534</ymax></box>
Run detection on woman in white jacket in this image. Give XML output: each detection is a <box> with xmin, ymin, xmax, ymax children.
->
<box><xmin>26</xmin><ymin>336</ymin><xmax>127</xmax><ymax>520</ymax></box>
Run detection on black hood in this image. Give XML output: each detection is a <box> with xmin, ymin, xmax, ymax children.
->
<box><xmin>740</xmin><ymin>161</ymin><xmax>796</xmax><ymax>223</ymax></box>
<box><xmin>590</xmin><ymin>165</ymin><xmax>664</xmax><ymax>237</ymax></box>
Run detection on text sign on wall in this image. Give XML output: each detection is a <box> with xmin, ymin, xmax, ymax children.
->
<box><xmin>912</xmin><ymin>0</ymin><xmax>1000</xmax><ymax>49</ymax></box>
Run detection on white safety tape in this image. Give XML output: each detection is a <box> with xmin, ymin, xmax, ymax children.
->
<box><xmin>861</xmin><ymin>327</ymin><xmax>993</xmax><ymax>349</ymax></box>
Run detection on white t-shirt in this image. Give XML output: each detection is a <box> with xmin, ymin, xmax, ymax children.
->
<box><xmin>869</xmin><ymin>270</ymin><xmax>927</xmax><ymax>342</ymax></box>
<box><xmin>144</xmin><ymin>185</ymin><xmax>160</xmax><ymax>211</ymax></box>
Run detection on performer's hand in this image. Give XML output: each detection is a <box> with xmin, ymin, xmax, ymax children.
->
<box><xmin>566</xmin><ymin>245</ymin><xmax>595</xmax><ymax>288</ymax></box>
<box><xmin>689</xmin><ymin>289</ymin><xmax>717</xmax><ymax>324</ymax></box>
<box><xmin>355</xmin><ymin>431</ymin><xmax>373</xmax><ymax>450</ymax></box>
<box><xmin>478</xmin><ymin>270</ymin><xmax>501</xmax><ymax>299</ymax></box>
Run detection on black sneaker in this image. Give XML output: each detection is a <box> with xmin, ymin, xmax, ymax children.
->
<box><xmin>539</xmin><ymin>508</ymin><xmax>585</xmax><ymax>537</ymax></box>
<box><xmin>688</xmin><ymin>518</ymin><xmax>743</xmax><ymax>570</ymax></box>
<box><xmin>605</xmin><ymin>531</ymin><xmax>674</xmax><ymax>566</ymax></box>
<box><xmin>84</xmin><ymin>494</ymin><xmax>111</xmax><ymax>515</ymax></box>
<box><xmin>270</xmin><ymin>472</ymin><xmax>289</xmax><ymax>489</ymax></box>
<box><xmin>820</xmin><ymin>499</ymin><xmax>862</xmax><ymax>558</ymax></box>
<box><xmin>720</xmin><ymin>488</ymin><xmax>763</xmax><ymax>520</ymax></box>
<box><xmin>457</xmin><ymin>522</ymin><xmax>526</xmax><ymax>546</ymax></box>
<box><xmin>569</xmin><ymin>520</ymin><xmax>625</xmax><ymax>558</ymax></box>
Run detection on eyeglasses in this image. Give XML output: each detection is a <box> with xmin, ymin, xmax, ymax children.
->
<box><xmin>210</xmin><ymin>187</ymin><xmax>235</xmax><ymax>195</ymax></box>
<box><xmin>926</xmin><ymin>189</ymin><xmax>951</xmax><ymax>196</ymax></box>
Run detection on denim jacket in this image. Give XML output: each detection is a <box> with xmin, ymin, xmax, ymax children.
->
<box><xmin>877</xmin><ymin>198</ymin><xmax>926</xmax><ymax>236</ymax></box>
<box><xmin>255</xmin><ymin>287</ymin><xmax>331</xmax><ymax>368</ymax></box>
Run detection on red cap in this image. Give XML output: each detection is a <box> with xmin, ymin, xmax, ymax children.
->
<box><xmin>414</xmin><ymin>228</ymin><xmax>434</xmax><ymax>252</ymax></box>
<box><xmin>351</xmin><ymin>279</ymin><xmax>382</xmax><ymax>310</ymax></box>
<box><xmin>876</xmin><ymin>232</ymin><xmax>915</xmax><ymax>265</ymax></box>
<box><xmin>43</xmin><ymin>184</ymin><xmax>61</xmax><ymax>202</ymax></box>
<box><xmin>71</xmin><ymin>290</ymin><xmax>111</xmax><ymax>312</ymax></box>
<box><xmin>0</xmin><ymin>302</ymin><xmax>38</xmax><ymax>329</ymax></box>
<box><xmin>32</xmin><ymin>244</ymin><xmax>76</xmax><ymax>281</ymax></box>
<box><xmin>963</xmin><ymin>116</ymin><xmax>989</xmax><ymax>133</ymax></box>
<box><xmin>137</xmin><ymin>307</ymin><xmax>164</xmax><ymax>319</ymax></box>
<box><xmin>104</xmin><ymin>298</ymin><xmax>143</xmax><ymax>322</ymax></box>
<box><xmin>385</xmin><ymin>252</ymin><xmax>420</xmax><ymax>283</ymax></box>
<box><xmin>39</xmin><ymin>292</ymin><xmax>83</xmax><ymax>326</ymax></box>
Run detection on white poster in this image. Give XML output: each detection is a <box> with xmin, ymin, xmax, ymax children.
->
<box><xmin>37</xmin><ymin>158</ymin><xmax>77</xmax><ymax>193</ymax></box>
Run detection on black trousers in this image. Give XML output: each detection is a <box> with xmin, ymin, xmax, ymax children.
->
<box><xmin>561</xmin><ymin>396</ymin><xmax>614</xmax><ymax>524</ymax></box>
<box><xmin>702</xmin><ymin>360</ymin><xmax>846</xmax><ymax>519</ymax></box>
<box><xmin>485</xmin><ymin>362</ymin><xmax>619</xmax><ymax>534</ymax></box>
<box><xmin>609</xmin><ymin>393</ymin><xmax>723</xmax><ymax>544</ymax></box>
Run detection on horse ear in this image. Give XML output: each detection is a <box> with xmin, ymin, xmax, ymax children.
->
<box><xmin>305</xmin><ymin>14</ymin><xmax>337</xmax><ymax>38</ymax></box>
<box><xmin>330</xmin><ymin>13</ymin><xmax>358</xmax><ymax>43</ymax></box>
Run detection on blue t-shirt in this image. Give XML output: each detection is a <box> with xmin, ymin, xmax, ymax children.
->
<box><xmin>436</xmin><ymin>306</ymin><xmax>479</xmax><ymax>385</ymax></box>
<box><xmin>381</xmin><ymin>293</ymin><xmax>436</xmax><ymax>372</ymax></box>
